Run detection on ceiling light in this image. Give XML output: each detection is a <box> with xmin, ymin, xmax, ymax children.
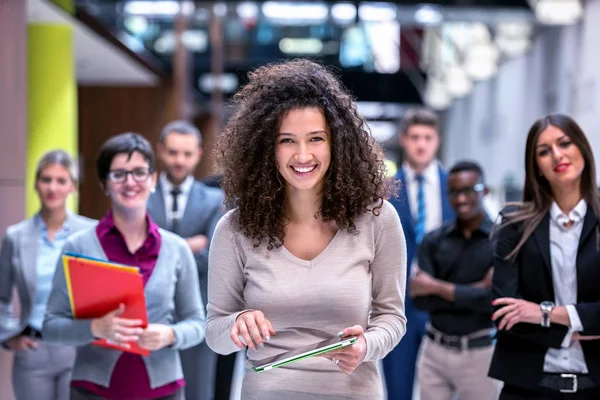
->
<box><xmin>414</xmin><ymin>4</ymin><xmax>443</xmax><ymax>26</ymax></box>
<box><xmin>124</xmin><ymin>1</ymin><xmax>179</xmax><ymax>16</ymax></box>
<box><xmin>331</xmin><ymin>3</ymin><xmax>357</xmax><ymax>23</ymax></box>
<box><xmin>237</xmin><ymin>2</ymin><xmax>258</xmax><ymax>19</ymax></box>
<box><xmin>279</xmin><ymin>38</ymin><xmax>323</xmax><ymax>54</ymax></box>
<box><xmin>533</xmin><ymin>0</ymin><xmax>583</xmax><ymax>25</ymax></box>
<box><xmin>262</xmin><ymin>2</ymin><xmax>328</xmax><ymax>24</ymax></box>
<box><xmin>124</xmin><ymin>16</ymin><xmax>148</xmax><ymax>34</ymax></box>
<box><xmin>358</xmin><ymin>3</ymin><xmax>397</xmax><ymax>22</ymax></box>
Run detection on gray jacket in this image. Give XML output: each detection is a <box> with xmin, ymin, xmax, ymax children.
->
<box><xmin>0</xmin><ymin>212</ymin><xmax>95</xmax><ymax>344</ymax></box>
<box><xmin>42</xmin><ymin>225</ymin><xmax>205</xmax><ymax>389</ymax></box>
<box><xmin>147</xmin><ymin>179</ymin><xmax>225</xmax><ymax>308</ymax></box>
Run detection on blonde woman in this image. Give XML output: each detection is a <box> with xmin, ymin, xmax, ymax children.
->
<box><xmin>0</xmin><ymin>150</ymin><xmax>95</xmax><ymax>400</ymax></box>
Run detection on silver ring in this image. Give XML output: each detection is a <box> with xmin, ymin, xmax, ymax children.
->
<box><xmin>332</xmin><ymin>358</ymin><xmax>339</xmax><ymax>365</ymax></box>
<box><xmin>114</xmin><ymin>332</ymin><xmax>121</xmax><ymax>341</ymax></box>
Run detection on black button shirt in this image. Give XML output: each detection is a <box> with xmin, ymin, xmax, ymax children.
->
<box><xmin>414</xmin><ymin>216</ymin><xmax>496</xmax><ymax>336</ymax></box>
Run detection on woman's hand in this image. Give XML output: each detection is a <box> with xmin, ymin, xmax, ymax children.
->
<box><xmin>324</xmin><ymin>325</ymin><xmax>367</xmax><ymax>374</ymax></box>
<box><xmin>138</xmin><ymin>324</ymin><xmax>175</xmax><ymax>351</ymax></box>
<box><xmin>492</xmin><ymin>298</ymin><xmax>542</xmax><ymax>330</ymax></box>
<box><xmin>6</xmin><ymin>335</ymin><xmax>38</xmax><ymax>351</ymax></box>
<box><xmin>90</xmin><ymin>303</ymin><xmax>144</xmax><ymax>349</ymax></box>
<box><xmin>231</xmin><ymin>310</ymin><xmax>276</xmax><ymax>350</ymax></box>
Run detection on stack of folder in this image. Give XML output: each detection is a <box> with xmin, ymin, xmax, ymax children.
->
<box><xmin>63</xmin><ymin>252</ymin><xmax>150</xmax><ymax>356</ymax></box>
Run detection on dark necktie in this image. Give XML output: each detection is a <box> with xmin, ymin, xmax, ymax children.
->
<box><xmin>414</xmin><ymin>174</ymin><xmax>426</xmax><ymax>244</ymax></box>
<box><xmin>170</xmin><ymin>188</ymin><xmax>182</xmax><ymax>233</ymax></box>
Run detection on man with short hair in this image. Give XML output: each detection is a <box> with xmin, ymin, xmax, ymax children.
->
<box><xmin>384</xmin><ymin>108</ymin><xmax>455</xmax><ymax>400</ymax></box>
<box><xmin>410</xmin><ymin>161</ymin><xmax>500</xmax><ymax>400</ymax></box>
<box><xmin>147</xmin><ymin>120</ymin><xmax>225</xmax><ymax>400</ymax></box>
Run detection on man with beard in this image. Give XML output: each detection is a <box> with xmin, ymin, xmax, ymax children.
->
<box><xmin>147</xmin><ymin>120</ymin><xmax>225</xmax><ymax>400</ymax></box>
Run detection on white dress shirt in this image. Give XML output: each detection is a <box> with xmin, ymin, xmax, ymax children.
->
<box><xmin>159</xmin><ymin>172</ymin><xmax>194</xmax><ymax>229</ymax></box>
<box><xmin>402</xmin><ymin>160</ymin><xmax>443</xmax><ymax>234</ymax></box>
<box><xmin>544</xmin><ymin>199</ymin><xmax>588</xmax><ymax>373</ymax></box>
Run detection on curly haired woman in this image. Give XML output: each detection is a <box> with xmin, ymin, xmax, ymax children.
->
<box><xmin>204</xmin><ymin>59</ymin><xmax>407</xmax><ymax>399</ymax></box>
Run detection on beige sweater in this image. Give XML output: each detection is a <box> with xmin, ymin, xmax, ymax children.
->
<box><xmin>206</xmin><ymin>200</ymin><xmax>407</xmax><ymax>399</ymax></box>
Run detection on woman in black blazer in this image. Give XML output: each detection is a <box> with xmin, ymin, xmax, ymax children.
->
<box><xmin>490</xmin><ymin>114</ymin><xmax>600</xmax><ymax>399</ymax></box>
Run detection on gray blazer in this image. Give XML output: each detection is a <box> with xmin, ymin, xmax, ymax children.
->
<box><xmin>0</xmin><ymin>212</ymin><xmax>95</xmax><ymax>344</ymax></box>
<box><xmin>147</xmin><ymin>179</ymin><xmax>225</xmax><ymax>307</ymax></box>
<box><xmin>42</xmin><ymin>226</ymin><xmax>206</xmax><ymax>388</ymax></box>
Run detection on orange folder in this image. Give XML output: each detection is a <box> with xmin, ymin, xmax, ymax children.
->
<box><xmin>62</xmin><ymin>252</ymin><xmax>150</xmax><ymax>356</ymax></box>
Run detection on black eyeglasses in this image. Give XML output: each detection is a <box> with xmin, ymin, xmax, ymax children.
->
<box><xmin>448</xmin><ymin>183</ymin><xmax>485</xmax><ymax>198</ymax></box>
<box><xmin>107</xmin><ymin>168</ymin><xmax>152</xmax><ymax>183</ymax></box>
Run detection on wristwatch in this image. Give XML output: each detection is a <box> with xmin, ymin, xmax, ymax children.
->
<box><xmin>540</xmin><ymin>301</ymin><xmax>555</xmax><ymax>328</ymax></box>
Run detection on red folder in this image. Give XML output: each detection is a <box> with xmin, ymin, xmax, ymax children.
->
<box><xmin>63</xmin><ymin>252</ymin><xmax>150</xmax><ymax>356</ymax></box>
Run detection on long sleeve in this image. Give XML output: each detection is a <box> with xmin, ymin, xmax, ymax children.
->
<box><xmin>413</xmin><ymin>232</ymin><xmax>492</xmax><ymax>314</ymax></box>
<box><xmin>0</xmin><ymin>233</ymin><xmax>15</xmax><ymax>305</ymax></box>
<box><xmin>363</xmin><ymin>204</ymin><xmax>407</xmax><ymax>362</ymax></box>
<box><xmin>454</xmin><ymin>283</ymin><xmax>493</xmax><ymax>313</ymax></box>
<box><xmin>42</xmin><ymin>241</ymin><xmax>97</xmax><ymax>346</ymax></box>
<box><xmin>193</xmin><ymin>191</ymin><xmax>225</xmax><ymax>279</ymax></box>
<box><xmin>0</xmin><ymin>232</ymin><xmax>18</xmax><ymax>341</ymax></box>
<box><xmin>492</xmin><ymin>220</ymin><xmax>568</xmax><ymax>349</ymax></box>
<box><xmin>205</xmin><ymin>215</ymin><xmax>249</xmax><ymax>355</ymax></box>
<box><xmin>412</xmin><ymin>232</ymin><xmax>455</xmax><ymax>313</ymax></box>
<box><xmin>170</xmin><ymin>240</ymin><xmax>206</xmax><ymax>350</ymax></box>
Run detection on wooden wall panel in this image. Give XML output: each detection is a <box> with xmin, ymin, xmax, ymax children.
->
<box><xmin>78</xmin><ymin>85</ymin><xmax>175</xmax><ymax>220</ymax></box>
<box><xmin>0</xmin><ymin>1</ymin><xmax>27</xmax><ymax>399</ymax></box>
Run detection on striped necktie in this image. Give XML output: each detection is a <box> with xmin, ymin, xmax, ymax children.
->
<box><xmin>414</xmin><ymin>174</ymin><xmax>426</xmax><ymax>245</ymax></box>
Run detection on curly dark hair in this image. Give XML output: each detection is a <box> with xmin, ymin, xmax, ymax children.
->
<box><xmin>217</xmin><ymin>59</ymin><xmax>397</xmax><ymax>249</ymax></box>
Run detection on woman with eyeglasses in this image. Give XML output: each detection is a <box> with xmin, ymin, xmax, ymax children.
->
<box><xmin>43</xmin><ymin>133</ymin><xmax>205</xmax><ymax>400</ymax></box>
<box><xmin>489</xmin><ymin>114</ymin><xmax>600</xmax><ymax>399</ymax></box>
<box><xmin>0</xmin><ymin>150</ymin><xmax>94</xmax><ymax>400</ymax></box>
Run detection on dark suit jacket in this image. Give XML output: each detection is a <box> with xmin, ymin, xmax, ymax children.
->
<box><xmin>390</xmin><ymin>165</ymin><xmax>454</xmax><ymax>325</ymax></box>
<box><xmin>147</xmin><ymin>179</ymin><xmax>225</xmax><ymax>308</ymax></box>
<box><xmin>489</xmin><ymin>206</ymin><xmax>600</xmax><ymax>389</ymax></box>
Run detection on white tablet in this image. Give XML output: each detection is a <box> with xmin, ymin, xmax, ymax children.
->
<box><xmin>250</xmin><ymin>336</ymin><xmax>358</xmax><ymax>373</ymax></box>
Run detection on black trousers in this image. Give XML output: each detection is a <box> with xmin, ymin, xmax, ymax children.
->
<box><xmin>500</xmin><ymin>384</ymin><xmax>600</xmax><ymax>400</ymax></box>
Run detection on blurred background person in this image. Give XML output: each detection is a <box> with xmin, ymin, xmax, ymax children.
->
<box><xmin>384</xmin><ymin>108</ymin><xmax>455</xmax><ymax>400</ymax></box>
<box><xmin>148</xmin><ymin>120</ymin><xmax>225</xmax><ymax>400</ymax></box>
<box><xmin>205</xmin><ymin>59</ymin><xmax>407</xmax><ymax>399</ymax></box>
<box><xmin>0</xmin><ymin>150</ymin><xmax>95</xmax><ymax>400</ymax></box>
<box><xmin>43</xmin><ymin>133</ymin><xmax>205</xmax><ymax>400</ymax></box>
<box><xmin>410</xmin><ymin>160</ymin><xmax>499</xmax><ymax>400</ymax></box>
<box><xmin>491</xmin><ymin>114</ymin><xmax>600</xmax><ymax>399</ymax></box>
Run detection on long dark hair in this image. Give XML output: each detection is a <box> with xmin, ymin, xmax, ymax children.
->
<box><xmin>501</xmin><ymin>114</ymin><xmax>600</xmax><ymax>259</ymax></box>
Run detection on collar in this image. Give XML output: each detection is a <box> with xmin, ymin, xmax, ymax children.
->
<box><xmin>402</xmin><ymin>160</ymin><xmax>439</xmax><ymax>183</ymax></box>
<box><xmin>160</xmin><ymin>172</ymin><xmax>194</xmax><ymax>195</ymax></box>
<box><xmin>550</xmin><ymin>198</ymin><xmax>587</xmax><ymax>226</ymax></box>
<box><xmin>446</xmin><ymin>213</ymin><xmax>494</xmax><ymax>236</ymax></box>
<box><xmin>35</xmin><ymin>212</ymin><xmax>71</xmax><ymax>235</ymax></box>
<box><xmin>97</xmin><ymin>209</ymin><xmax>160</xmax><ymax>240</ymax></box>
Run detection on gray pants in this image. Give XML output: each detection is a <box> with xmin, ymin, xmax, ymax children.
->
<box><xmin>12</xmin><ymin>341</ymin><xmax>75</xmax><ymax>400</ymax></box>
<box><xmin>417</xmin><ymin>336</ymin><xmax>502</xmax><ymax>400</ymax></box>
<box><xmin>180</xmin><ymin>341</ymin><xmax>217</xmax><ymax>400</ymax></box>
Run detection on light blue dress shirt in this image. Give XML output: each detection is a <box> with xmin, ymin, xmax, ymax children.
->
<box><xmin>28</xmin><ymin>215</ymin><xmax>70</xmax><ymax>330</ymax></box>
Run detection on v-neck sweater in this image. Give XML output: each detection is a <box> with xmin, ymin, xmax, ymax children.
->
<box><xmin>205</xmin><ymin>200</ymin><xmax>407</xmax><ymax>399</ymax></box>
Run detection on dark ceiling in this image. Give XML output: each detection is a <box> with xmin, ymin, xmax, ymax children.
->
<box><xmin>73</xmin><ymin>0</ymin><xmax>533</xmax><ymax>105</ymax></box>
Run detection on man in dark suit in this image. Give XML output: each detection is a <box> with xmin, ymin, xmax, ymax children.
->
<box><xmin>147</xmin><ymin>121</ymin><xmax>225</xmax><ymax>400</ymax></box>
<box><xmin>384</xmin><ymin>108</ymin><xmax>455</xmax><ymax>400</ymax></box>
